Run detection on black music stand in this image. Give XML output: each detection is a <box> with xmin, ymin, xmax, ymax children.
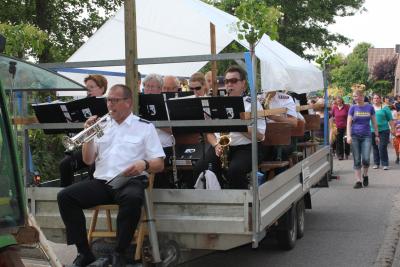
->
<box><xmin>139</xmin><ymin>94</ymin><xmax>169</xmax><ymax>121</ymax></box>
<box><xmin>66</xmin><ymin>96</ymin><xmax>108</xmax><ymax>122</ymax></box>
<box><xmin>166</xmin><ymin>96</ymin><xmax>247</xmax><ymax>134</ymax></box>
<box><xmin>167</xmin><ymin>96</ymin><xmax>247</xmax><ymax>189</ymax></box>
<box><xmin>32</xmin><ymin>102</ymin><xmax>70</xmax><ymax>134</ymax></box>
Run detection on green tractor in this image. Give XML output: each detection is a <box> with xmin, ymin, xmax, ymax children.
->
<box><xmin>0</xmin><ymin>79</ymin><xmax>28</xmax><ymax>265</ymax></box>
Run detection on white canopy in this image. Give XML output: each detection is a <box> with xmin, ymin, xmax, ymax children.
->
<box><xmin>59</xmin><ymin>0</ymin><xmax>323</xmax><ymax>96</ymax></box>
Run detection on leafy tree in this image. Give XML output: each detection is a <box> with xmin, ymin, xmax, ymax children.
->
<box><xmin>206</xmin><ymin>0</ymin><xmax>365</xmax><ymax>60</ymax></box>
<box><xmin>234</xmin><ymin>0</ymin><xmax>282</xmax><ymax>46</ymax></box>
<box><xmin>370</xmin><ymin>80</ymin><xmax>393</xmax><ymax>96</ymax></box>
<box><xmin>0</xmin><ymin>23</ymin><xmax>47</xmax><ymax>59</ymax></box>
<box><xmin>330</xmin><ymin>42</ymin><xmax>372</xmax><ymax>95</ymax></box>
<box><xmin>371</xmin><ymin>56</ymin><xmax>398</xmax><ymax>87</ymax></box>
<box><xmin>0</xmin><ymin>0</ymin><xmax>123</xmax><ymax>62</ymax></box>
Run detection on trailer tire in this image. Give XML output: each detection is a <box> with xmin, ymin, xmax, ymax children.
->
<box><xmin>296</xmin><ymin>198</ymin><xmax>305</xmax><ymax>239</ymax></box>
<box><xmin>277</xmin><ymin>205</ymin><xmax>297</xmax><ymax>250</ymax></box>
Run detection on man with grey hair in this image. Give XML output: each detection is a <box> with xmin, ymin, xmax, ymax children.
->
<box><xmin>143</xmin><ymin>73</ymin><xmax>163</xmax><ymax>94</ymax></box>
<box><xmin>162</xmin><ymin>75</ymin><xmax>180</xmax><ymax>92</ymax></box>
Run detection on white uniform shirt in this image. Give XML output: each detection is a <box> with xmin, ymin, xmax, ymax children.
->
<box><xmin>93</xmin><ymin>113</ymin><xmax>165</xmax><ymax>182</ymax></box>
<box><xmin>215</xmin><ymin>96</ymin><xmax>266</xmax><ymax>146</ymax></box>
<box><xmin>156</xmin><ymin>128</ymin><xmax>174</xmax><ymax>147</ymax></box>
<box><xmin>268</xmin><ymin>92</ymin><xmax>305</xmax><ymax>121</ymax></box>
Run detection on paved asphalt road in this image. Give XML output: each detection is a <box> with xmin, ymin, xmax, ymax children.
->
<box><xmin>181</xmin><ymin>148</ymin><xmax>400</xmax><ymax>267</ymax></box>
<box><xmin>25</xmin><ymin>148</ymin><xmax>400</xmax><ymax>267</ymax></box>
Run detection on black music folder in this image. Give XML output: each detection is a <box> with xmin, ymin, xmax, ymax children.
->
<box><xmin>139</xmin><ymin>94</ymin><xmax>169</xmax><ymax>121</ymax></box>
<box><xmin>166</xmin><ymin>96</ymin><xmax>247</xmax><ymax>134</ymax></box>
<box><xmin>32</xmin><ymin>101</ymin><xmax>69</xmax><ymax>134</ymax></box>
<box><xmin>32</xmin><ymin>96</ymin><xmax>108</xmax><ymax>134</ymax></box>
<box><xmin>208</xmin><ymin>96</ymin><xmax>244</xmax><ymax>120</ymax></box>
<box><xmin>66</xmin><ymin>96</ymin><xmax>108</xmax><ymax>122</ymax></box>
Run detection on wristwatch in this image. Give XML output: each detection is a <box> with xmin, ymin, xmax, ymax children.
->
<box><xmin>143</xmin><ymin>159</ymin><xmax>150</xmax><ymax>171</ymax></box>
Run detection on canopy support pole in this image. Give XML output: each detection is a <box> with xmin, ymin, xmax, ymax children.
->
<box><xmin>210</xmin><ymin>23</ymin><xmax>218</xmax><ymax>96</ymax></box>
<box><xmin>124</xmin><ymin>0</ymin><xmax>139</xmax><ymax>114</ymax></box>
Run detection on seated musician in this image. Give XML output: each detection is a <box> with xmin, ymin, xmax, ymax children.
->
<box><xmin>180</xmin><ymin>72</ymin><xmax>207</xmax><ymax>98</ymax></box>
<box><xmin>262</xmin><ymin>90</ymin><xmax>305</xmax><ymax>161</ymax></box>
<box><xmin>59</xmin><ymin>74</ymin><xmax>107</xmax><ymax>187</ymax></box>
<box><xmin>143</xmin><ymin>73</ymin><xmax>174</xmax><ymax>187</ymax></box>
<box><xmin>162</xmin><ymin>75</ymin><xmax>180</xmax><ymax>93</ymax></box>
<box><xmin>192</xmin><ymin>65</ymin><xmax>266</xmax><ymax>189</ymax></box>
<box><xmin>57</xmin><ymin>84</ymin><xmax>165</xmax><ymax>267</ymax></box>
<box><xmin>189</xmin><ymin>72</ymin><xmax>208</xmax><ymax>97</ymax></box>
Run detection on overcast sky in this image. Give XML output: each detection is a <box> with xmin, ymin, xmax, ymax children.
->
<box><xmin>328</xmin><ymin>0</ymin><xmax>400</xmax><ymax>55</ymax></box>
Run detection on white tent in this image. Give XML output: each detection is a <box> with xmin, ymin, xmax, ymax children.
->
<box><xmin>59</xmin><ymin>0</ymin><xmax>323</xmax><ymax>96</ymax></box>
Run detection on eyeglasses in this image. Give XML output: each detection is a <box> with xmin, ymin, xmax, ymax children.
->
<box><xmin>106</xmin><ymin>97</ymin><xmax>128</xmax><ymax>104</ymax></box>
<box><xmin>224</xmin><ymin>78</ymin><xmax>242</xmax><ymax>85</ymax></box>
<box><xmin>189</xmin><ymin>86</ymin><xmax>202</xmax><ymax>91</ymax></box>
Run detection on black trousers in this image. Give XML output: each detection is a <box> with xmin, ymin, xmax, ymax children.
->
<box><xmin>193</xmin><ymin>144</ymin><xmax>257</xmax><ymax>189</ymax></box>
<box><xmin>59</xmin><ymin>150</ymin><xmax>93</xmax><ymax>187</ymax></box>
<box><xmin>57</xmin><ymin>177</ymin><xmax>145</xmax><ymax>252</ymax></box>
<box><xmin>336</xmin><ymin>128</ymin><xmax>350</xmax><ymax>158</ymax></box>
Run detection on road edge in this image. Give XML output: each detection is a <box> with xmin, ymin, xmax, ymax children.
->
<box><xmin>374</xmin><ymin>188</ymin><xmax>400</xmax><ymax>267</ymax></box>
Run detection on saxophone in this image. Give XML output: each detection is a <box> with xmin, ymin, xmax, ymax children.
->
<box><xmin>218</xmin><ymin>132</ymin><xmax>231</xmax><ymax>169</ymax></box>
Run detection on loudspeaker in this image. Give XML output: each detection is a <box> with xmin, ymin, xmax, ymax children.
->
<box><xmin>0</xmin><ymin>34</ymin><xmax>5</xmax><ymax>53</ymax></box>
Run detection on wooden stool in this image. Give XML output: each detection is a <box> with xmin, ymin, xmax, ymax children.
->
<box><xmin>259</xmin><ymin>161</ymin><xmax>290</xmax><ymax>181</ymax></box>
<box><xmin>297</xmin><ymin>141</ymin><xmax>319</xmax><ymax>158</ymax></box>
<box><xmin>87</xmin><ymin>174</ymin><xmax>156</xmax><ymax>261</ymax></box>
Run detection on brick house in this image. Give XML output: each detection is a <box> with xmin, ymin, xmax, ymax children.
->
<box><xmin>367</xmin><ymin>46</ymin><xmax>400</xmax><ymax>95</ymax></box>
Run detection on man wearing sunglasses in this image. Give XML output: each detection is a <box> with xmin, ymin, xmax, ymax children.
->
<box><xmin>193</xmin><ymin>65</ymin><xmax>266</xmax><ymax>189</ymax></box>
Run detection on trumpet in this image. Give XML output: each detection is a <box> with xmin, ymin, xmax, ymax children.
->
<box><xmin>62</xmin><ymin>113</ymin><xmax>111</xmax><ymax>151</ymax></box>
<box><xmin>218</xmin><ymin>132</ymin><xmax>231</xmax><ymax>170</ymax></box>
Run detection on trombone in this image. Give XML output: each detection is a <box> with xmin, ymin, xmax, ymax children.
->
<box><xmin>62</xmin><ymin>113</ymin><xmax>111</xmax><ymax>151</ymax></box>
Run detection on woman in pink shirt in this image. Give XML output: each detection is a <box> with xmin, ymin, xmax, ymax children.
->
<box><xmin>331</xmin><ymin>96</ymin><xmax>350</xmax><ymax>160</ymax></box>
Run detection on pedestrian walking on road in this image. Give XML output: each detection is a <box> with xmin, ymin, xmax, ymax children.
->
<box><xmin>331</xmin><ymin>96</ymin><xmax>350</xmax><ymax>160</ymax></box>
<box><xmin>346</xmin><ymin>89</ymin><xmax>379</xmax><ymax>189</ymax></box>
<box><xmin>370</xmin><ymin>93</ymin><xmax>395</xmax><ymax>170</ymax></box>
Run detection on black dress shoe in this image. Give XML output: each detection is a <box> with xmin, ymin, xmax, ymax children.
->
<box><xmin>70</xmin><ymin>253</ymin><xmax>96</xmax><ymax>267</ymax></box>
<box><xmin>111</xmin><ymin>252</ymin><xmax>127</xmax><ymax>267</ymax></box>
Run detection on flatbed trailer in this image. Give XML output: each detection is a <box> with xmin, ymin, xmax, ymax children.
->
<box><xmin>26</xmin><ymin>145</ymin><xmax>330</xmax><ymax>264</ymax></box>
<box><xmin>16</xmin><ymin>51</ymin><xmax>331</xmax><ymax>265</ymax></box>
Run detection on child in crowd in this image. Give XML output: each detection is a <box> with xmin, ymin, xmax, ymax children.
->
<box><xmin>393</xmin><ymin>114</ymin><xmax>400</xmax><ymax>164</ymax></box>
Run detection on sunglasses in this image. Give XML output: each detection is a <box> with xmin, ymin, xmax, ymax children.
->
<box><xmin>106</xmin><ymin>97</ymin><xmax>128</xmax><ymax>104</ymax></box>
<box><xmin>224</xmin><ymin>78</ymin><xmax>242</xmax><ymax>85</ymax></box>
<box><xmin>189</xmin><ymin>86</ymin><xmax>202</xmax><ymax>91</ymax></box>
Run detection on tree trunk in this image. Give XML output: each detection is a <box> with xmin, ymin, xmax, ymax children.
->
<box><xmin>35</xmin><ymin>0</ymin><xmax>52</xmax><ymax>63</ymax></box>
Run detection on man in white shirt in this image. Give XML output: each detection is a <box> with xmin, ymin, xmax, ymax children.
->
<box><xmin>192</xmin><ymin>65</ymin><xmax>266</xmax><ymax>189</ymax></box>
<box><xmin>57</xmin><ymin>84</ymin><xmax>165</xmax><ymax>267</ymax></box>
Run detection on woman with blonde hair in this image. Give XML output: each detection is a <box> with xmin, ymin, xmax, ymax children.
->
<box><xmin>347</xmin><ymin>89</ymin><xmax>379</xmax><ymax>189</ymax></box>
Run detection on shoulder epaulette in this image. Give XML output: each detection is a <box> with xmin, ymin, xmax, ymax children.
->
<box><xmin>139</xmin><ymin>118</ymin><xmax>150</xmax><ymax>124</ymax></box>
<box><xmin>278</xmin><ymin>94</ymin><xmax>290</xmax><ymax>99</ymax></box>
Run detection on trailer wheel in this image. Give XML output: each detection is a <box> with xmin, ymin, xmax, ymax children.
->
<box><xmin>277</xmin><ymin>205</ymin><xmax>297</xmax><ymax>250</ymax></box>
<box><xmin>296</xmin><ymin>198</ymin><xmax>305</xmax><ymax>239</ymax></box>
